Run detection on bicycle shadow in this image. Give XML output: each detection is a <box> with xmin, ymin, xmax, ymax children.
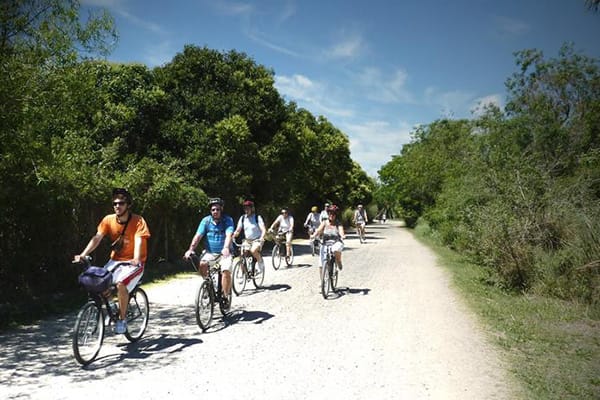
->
<box><xmin>203</xmin><ymin>308</ymin><xmax>275</xmax><ymax>333</ymax></box>
<box><xmin>236</xmin><ymin>283</ymin><xmax>292</xmax><ymax>297</ymax></box>
<box><xmin>83</xmin><ymin>333</ymin><xmax>203</xmax><ymax>370</ymax></box>
<box><xmin>325</xmin><ymin>286</ymin><xmax>372</xmax><ymax>300</ymax></box>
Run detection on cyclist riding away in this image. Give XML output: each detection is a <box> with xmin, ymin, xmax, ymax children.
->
<box><xmin>233</xmin><ymin>200</ymin><xmax>266</xmax><ymax>275</ymax></box>
<box><xmin>269</xmin><ymin>207</ymin><xmax>294</xmax><ymax>258</ymax></box>
<box><xmin>184</xmin><ymin>197</ymin><xmax>234</xmax><ymax>309</ymax></box>
<box><xmin>74</xmin><ymin>188</ymin><xmax>151</xmax><ymax>334</ymax></box>
<box><xmin>353</xmin><ymin>204</ymin><xmax>368</xmax><ymax>239</ymax></box>
<box><xmin>311</xmin><ymin>204</ymin><xmax>345</xmax><ymax>274</ymax></box>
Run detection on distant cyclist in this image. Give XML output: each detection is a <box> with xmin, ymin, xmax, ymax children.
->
<box><xmin>74</xmin><ymin>188</ymin><xmax>151</xmax><ymax>334</ymax></box>
<box><xmin>353</xmin><ymin>204</ymin><xmax>368</xmax><ymax>239</ymax></box>
<box><xmin>184</xmin><ymin>197</ymin><xmax>234</xmax><ymax>309</ymax></box>
<box><xmin>303</xmin><ymin>206</ymin><xmax>320</xmax><ymax>236</ymax></box>
<box><xmin>233</xmin><ymin>199</ymin><xmax>266</xmax><ymax>275</ymax></box>
<box><xmin>319</xmin><ymin>202</ymin><xmax>330</xmax><ymax>222</ymax></box>
<box><xmin>311</xmin><ymin>204</ymin><xmax>345</xmax><ymax>272</ymax></box>
<box><xmin>268</xmin><ymin>207</ymin><xmax>294</xmax><ymax>259</ymax></box>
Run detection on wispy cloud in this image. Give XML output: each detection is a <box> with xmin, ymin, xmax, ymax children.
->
<box><xmin>356</xmin><ymin>67</ymin><xmax>415</xmax><ymax>104</ymax></box>
<box><xmin>142</xmin><ymin>40</ymin><xmax>176</xmax><ymax>67</ymax></box>
<box><xmin>277</xmin><ymin>0</ymin><xmax>297</xmax><ymax>24</ymax></box>
<box><xmin>211</xmin><ymin>0</ymin><xmax>254</xmax><ymax>16</ymax></box>
<box><xmin>245</xmin><ymin>29</ymin><xmax>302</xmax><ymax>57</ymax></box>
<box><xmin>424</xmin><ymin>86</ymin><xmax>475</xmax><ymax>118</ymax></box>
<box><xmin>82</xmin><ymin>0</ymin><xmax>167</xmax><ymax>35</ymax></box>
<box><xmin>495</xmin><ymin>16</ymin><xmax>531</xmax><ymax>37</ymax></box>
<box><xmin>275</xmin><ymin>74</ymin><xmax>354</xmax><ymax>117</ymax></box>
<box><xmin>327</xmin><ymin>35</ymin><xmax>364</xmax><ymax>59</ymax></box>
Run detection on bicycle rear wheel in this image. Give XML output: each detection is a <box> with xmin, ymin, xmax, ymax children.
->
<box><xmin>124</xmin><ymin>287</ymin><xmax>149</xmax><ymax>342</ymax></box>
<box><xmin>271</xmin><ymin>245</ymin><xmax>281</xmax><ymax>270</ymax></box>
<box><xmin>251</xmin><ymin>259</ymin><xmax>265</xmax><ymax>288</ymax></box>
<box><xmin>232</xmin><ymin>259</ymin><xmax>247</xmax><ymax>296</ymax></box>
<box><xmin>285</xmin><ymin>245</ymin><xmax>294</xmax><ymax>266</ymax></box>
<box><xmin>195</xmin><ymin>280</ymin><xmax>213</xmax><ymax>331</ymax></box>
<box><xmin>72</xmin><ymin>302</ymin><xmax>104</xmax><ymax>365</ymax></box>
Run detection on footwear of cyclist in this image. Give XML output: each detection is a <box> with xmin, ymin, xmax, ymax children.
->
<box><xmin>222</xmin><ymin>296</ymin><xmax>230</xmax><ymax>310</ymax></box>
<box><xmin>115</xmin><ymin>319</ymin><xmax>127</xmax><ymax>334</ymax></box>
<box><xmin>337</xmin><ymin>262</ymin><xmax>343</xmax><ymax>271</ymax></box>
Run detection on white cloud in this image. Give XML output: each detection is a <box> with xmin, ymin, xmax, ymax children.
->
<box><xmin>245</xmin><ymin>29</ymin><xmax>301</xmax><ymax>57</ymax></box>
<box><xmin>277</xmin><ymin>0</ymin><xmax>297</xmax><ymax>24</ymax></box>
<box><xmin>327</xmin><ymin>35</ymin><xmax>364</xmax><ymax>59</ymax></box>
<box><xmin>275</xmin><ymin>74</ymin><xmax>354</xmax><ymax>117</ymax></box>
<box><xmin>424</xmin><ymin>86</ymin><xmax>475</xmax><ymax>118</ymax></box>
<box><xmin>470</xmin><ymin>94</ymin><xmax>505</xmax><ymax>116</ymax></box>
<box><xmin>143</xmin><ymin>40</ymin><xmax>176</xmax><ymax>67</ymax></box>
<box><xmin>343</xmin><ymin>120</ymin><xmax>414</xmax><ymax>177</ymax></box>
<box><xmin>356</xmin><ymin>67</ymin><xmax>414</xmax><ymax>104</ymax></box>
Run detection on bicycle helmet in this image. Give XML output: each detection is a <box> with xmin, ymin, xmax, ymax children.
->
<box><xmin>112</xmin><ymin>188</ymin><xmax>132</xmax><ymax>204</ymax></box>
<box><xmin>243</xmin><ymin>200</ymin><xmax>254</xmax><ymax>207</ymax></box>
<box><xmin>311</xmin><ymin>206</ymin><xmax>318</xmax><ymax>212</ymax></box>
<box><xmin>327</xmin><ymin>204</ymin><xmax>339</xmax><ymax>213</ymax></box>
<box><xmin>208</xmin><ymin>197</ymin><xmax>224</xmax><ymax>207</ymax></box>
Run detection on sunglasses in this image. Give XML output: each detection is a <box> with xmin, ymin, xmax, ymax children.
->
<box><xmin>113</xmin><ymin>201</ymin><xmax>127</xmax><ymax>206</ymax></box>
<box><xmin>211</xmin><ymin>207</ymin><xmax>221</xmax><ymax>212</ymax></box>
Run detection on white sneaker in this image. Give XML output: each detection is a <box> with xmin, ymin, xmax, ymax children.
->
<box><xmin>115</xmin><ymin>319</ymin><xmax>127</xmax><ymax>334</ymax></box>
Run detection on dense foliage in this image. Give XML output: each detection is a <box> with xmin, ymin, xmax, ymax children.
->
<box><xmin>379</xmin><ymin>44</ymin><xmax>600</xmax><ymax>304</ymax></box>
<box><xmin>0</xmin><ymin>1</ymin><xmax>375</xmax><ymax>321</ymax></box>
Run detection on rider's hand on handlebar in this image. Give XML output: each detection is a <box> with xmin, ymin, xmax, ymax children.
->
<box><xmin>184</xmin><ymin>250</ymin><xmax>195</xmax><ymax>259</ymax></box>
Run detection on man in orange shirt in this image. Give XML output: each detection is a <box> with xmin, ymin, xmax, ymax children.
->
<box><xmin>74</xmin><ymin>188</ymin><xmax>151</xmax><ymax>334</ymax></box>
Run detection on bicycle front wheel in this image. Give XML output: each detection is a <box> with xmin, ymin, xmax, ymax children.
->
<box><xmin>321</xmin><ymin>262</ymin><xmax>331</xmax><ymax>299</ymax></box>
<box><xmin>310</xmin><ymin>239</ymin><xmax>317</xmax><ymax>256</ymax></box>
<box><xmin>125</xmin><ymin>287</ymin><xmax>149</xmax><ymax>342</ymax></box>
<box><xmin>285</xmin><ymin>245</ymin><xmax>294</xmax><ymax>266</ymax></box>
<box><xmin>232</xmin><ymin>259</ymin><xmax>247</xmax><ymax>296</ymax></box>
<box><xmin>72</xmin><ymin>302</ymin><xmax>104</xmax><ymax>365</ymax></box>
<box><xmin>331</xmin><ymin>264</ymin><xmax>338</xmax><ymax>292</ymax></box>
<box><xmin>195</xmin><ymin>280</ymin><xmax>213</xmax><ymax>331</ymax></box>
<box><xmin>272</xmin><ymin>245</ymin><xmax>281</xmax><ymax>270</ymax></box>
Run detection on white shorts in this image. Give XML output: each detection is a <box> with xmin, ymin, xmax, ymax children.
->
<box><xmin>200</xmin><ymin>252</ymin><xmax>233</xmax><ymax>272</ymax></box>
<box><xmin>319</xmin><ymin>241</ymin><xmax>344</xmax><ymax>267</ymax></box>
<box><xmin>104</xmin><ymin>259</ymin><xmax>144</xmax><ymax>293</ymax></box>
<box><xmin>242</xmin><ymin>239</ymin><xmax>263</xmax><ymax>253</ymax></box>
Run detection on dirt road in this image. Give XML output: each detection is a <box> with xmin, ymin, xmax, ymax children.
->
<box><xmin>0</xmin><ymin>221</ymin><xmax>520</xmax><ymax>399</ymax></box>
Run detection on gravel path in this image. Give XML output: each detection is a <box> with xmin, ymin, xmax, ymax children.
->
<box><xmin>0</xmin><ymin>221</ymin><xmax>521</xmax><ymax>399</ymax></box>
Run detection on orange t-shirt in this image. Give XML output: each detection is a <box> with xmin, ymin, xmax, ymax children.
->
<box><xmin>97</xmin><ymin>213</ymin><xmax>151</xmax><ymax>262</ymax></box>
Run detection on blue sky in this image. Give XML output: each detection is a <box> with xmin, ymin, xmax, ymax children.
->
<box><xmin>82</xmin><ymin>0</ymin><xmax>600</xmax><ymax>177</ymax></box>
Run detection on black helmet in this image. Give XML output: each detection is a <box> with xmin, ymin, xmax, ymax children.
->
<box><xmin>208</xmin><ymin>197</ymin><xmax>224</xmax><ymax>207</ymax></box>
<box><xmin>112</xmin><ymin>188</ymin><xmax>132</xmax><ymax>204</ymax></box>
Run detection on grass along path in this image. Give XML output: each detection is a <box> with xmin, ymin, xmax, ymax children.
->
<box><xmin>413</xmin><ymin>224</ymin><xmax>600</xmax><ymax>400</ymax></box>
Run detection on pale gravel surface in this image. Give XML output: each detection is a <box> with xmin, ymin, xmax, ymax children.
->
<box><xmin>0</xmin><ymin>221</ymin><xmax>521</xmax><ymax>399</ymax></box>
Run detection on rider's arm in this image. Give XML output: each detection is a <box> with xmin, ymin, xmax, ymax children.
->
<box><xmin>258</xmin><ymin>216</ymin><xmax>266</xmax><ymax>240</ymax></box>
<box><xmin>75</xmin><ymin>232</ymin><xmax>104</xmax><ymax>261</ymax></box>
<box><xmin>222</xmin><ymin>230</ymin><xmax>233</xmax><ymax>256</ymax></box>
<box><xmin>233</xmin><ymin>216</ymin><xmax>243</xmax><ymax>238</ymax></box>
<box><xmin>311</xmin><ymin>221</ymin><xmax>325</xmax><ymax>238</ymax></box>
<box><xmin>185</xmin><ymin>233</ymin><xmax>203</xmax><ymax>258</ymax></box>
<box><xmin>339</xmin><ymin>225</ymin><xmax>346</xmax><ymax>240</ymax></box>
<box><xmin>132</xmin><ymin>235</ymin><xmax>144</xmax><ymax>266</ymax></box>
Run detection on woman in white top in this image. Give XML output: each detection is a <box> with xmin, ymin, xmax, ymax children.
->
<box><xmin>269</xmin><ymin>207</ymin><xmax>294</xmax><ymax>258</ymax></box>
<box><xmin>311</xmin><ymin>204</ymin><xmax>345</xmax><ymax>274</ymax></box>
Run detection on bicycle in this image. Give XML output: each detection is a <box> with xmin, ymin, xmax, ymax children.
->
<box><xmin>232</xmin><ymin>239</ymin><xmax>265</xmax><ymax>295</ymax></box>
<box><xmin>72</xmin><ymin>257</ymin><xmax>149</xmax><ymax>365</ymax></box>
<box><xmin>188</xmin><ymin>252</ymin><xmax>232</xmax><ymax>331</ymax></box>
<box><xmin>306</xmin><ymin>225</ymin><xmax>320</xmax><ymax>256</ymax></box>
<box><xmin>356</xmin><ymin>221</ymin><xmax>366</xmax><ymax>244</ymax></box>
<box><xmin>270</xmin><ymin>230</ymin><xmax>294</xmax><ymax>269</ymax></box>
<box><xmin>320</xmin><ymin>239</ymin><xmax>340</xmax><ymax>299</ymax></box>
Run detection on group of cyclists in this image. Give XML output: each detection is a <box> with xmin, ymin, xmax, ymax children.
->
<box><xmin>73</xmin><ymin>189</ymin><xmax>369</xmax><ymax>335</ymax></box>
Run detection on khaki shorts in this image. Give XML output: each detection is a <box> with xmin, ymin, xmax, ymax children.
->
<box><xmin>200</xmin><ymin>251</ymin><xmax>233</xmax><ymax>271</ymax></box>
